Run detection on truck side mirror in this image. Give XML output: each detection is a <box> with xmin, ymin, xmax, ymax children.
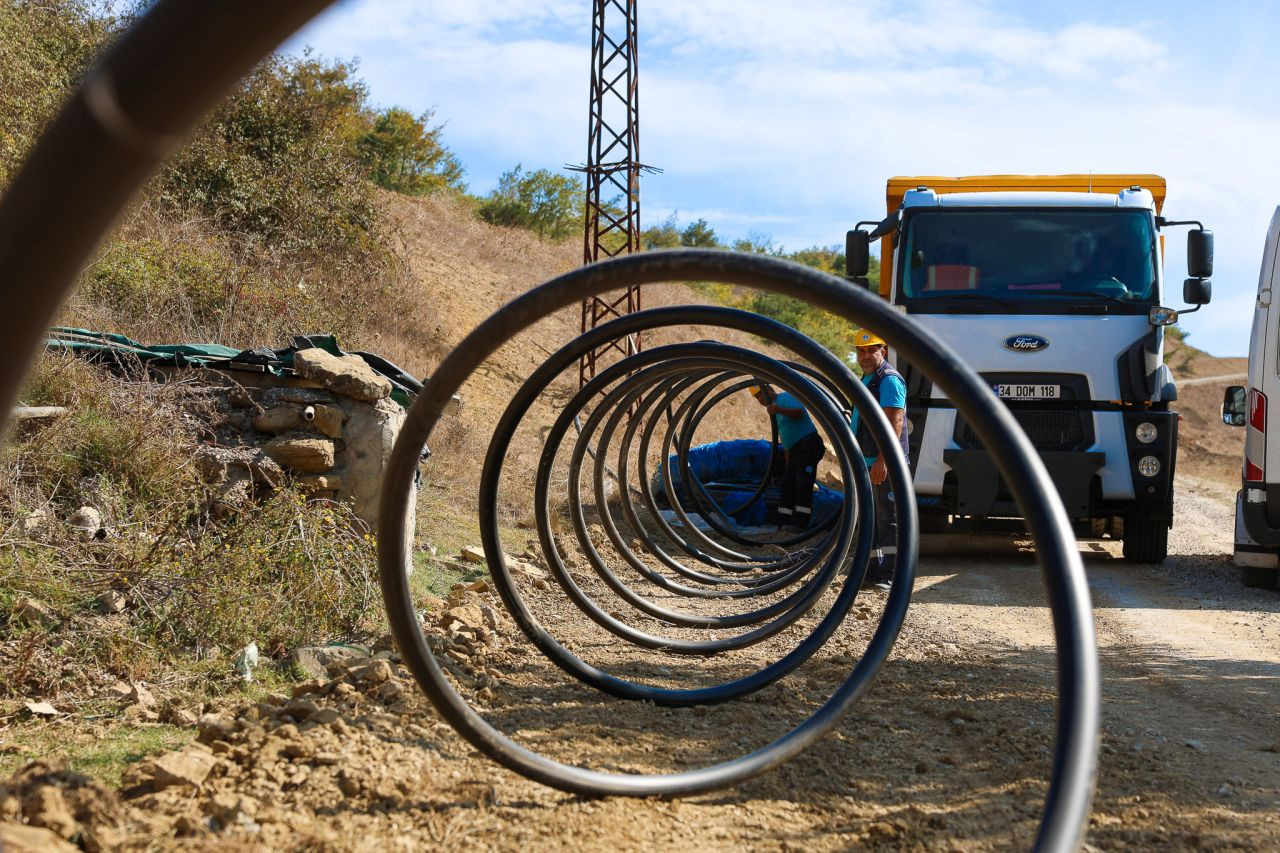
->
<box><xmin>845</xmin><ymin>229</ymin><xmax>870</xmax><ymax>279</ymax></box>
<box><xmin>1223</xmin><ymin>385</ymin><xmax>1247</xmax><ymax>426</ymax></box>
<box><xmin>1187</xmin><ymin>229</ymin><xmax>1214</xmax><ymax>278</ymax></box>
<box><xmin>1184</xmin><ymin>277</ymin><xmax>1212</xmax><ymax>305</ymax></box>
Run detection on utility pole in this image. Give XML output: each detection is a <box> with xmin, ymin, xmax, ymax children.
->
<box><xmin>572</xmin><ymin>0</ymin><xmax>655</xmax><ymax>388</ymax></box>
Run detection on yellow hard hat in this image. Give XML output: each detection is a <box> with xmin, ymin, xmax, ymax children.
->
<box><xmin>748</xmin><ymin>385</ymin><xmax>764</xmax><ymax>397</ymax></box>
<box><xmin>853</xmin><ymin>329</ymin><xmax>886</xmax><ymax>348</ymax></box>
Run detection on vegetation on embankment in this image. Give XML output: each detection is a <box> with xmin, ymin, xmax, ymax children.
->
<box><xmin>0</xmin><ymin>0</ymin><xmax>426</xmax><ymax>707</ymax></box>
<box><xmin>0</xmin><ymin>0</ymin><xmax>872</xmax><ymax>720</ymax></box>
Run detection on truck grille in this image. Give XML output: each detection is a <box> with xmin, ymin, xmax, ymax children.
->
<box><xmin>953</xmin><ymin>373</ymin><xmax>1094</xmax><ymax>453</ymax></box>
<box><xmin>958</xmin><ymin>410</ymin><xmax>1092</xmax><ymax>452</ymax></box>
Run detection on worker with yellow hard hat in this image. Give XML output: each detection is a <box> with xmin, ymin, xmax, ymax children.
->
<box><xmin>852</xmin><ymin>329</ymin><xmax>886</xmax><ymax>348</ymax></box>
<box><xmin>850</xmin><ymin>330</ymin><xmax>909</xmax><ymax>590</ymax></box>
<box><xmin>747</xmin><ymin>381</ymin><xmax>825</xmax><ymax>532</ymax></box>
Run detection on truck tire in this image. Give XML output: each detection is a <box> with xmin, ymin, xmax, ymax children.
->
<box><xmin>919</xmin><ymin>511</ymin><xmax>948</xmax><ymax>534</ymax></box>
<box><xmin>1122</xmin><ymin>513</ymin><xmax>1168</xmax><ymax>564</ymax></box>
<box><xmin>1241</xmin><ymin>565</ymin><xmax>1279</xmax><ymax>590</ymax></box>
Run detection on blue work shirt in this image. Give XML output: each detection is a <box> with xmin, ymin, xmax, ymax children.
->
<box><xmin>772</xmin><ymin>391</ymin><xmax>818</xmax><ymax>450</ymax></box>
<box><xmin>849</xmin><ymin>368</ymin><xmax>907</xmax><ymax>464</ymax></box>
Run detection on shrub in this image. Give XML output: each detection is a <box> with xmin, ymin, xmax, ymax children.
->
<box><xmin>359</xmin><ymin>107</ymin><xmax>465</xmax><ymax>196</ymax></box>
<box><xmin>1</xmin><ymin>355</ymin><xmax>382</xmax><ymax>694</ymax></box>
<box><xmin>131</xmin><ymin>490</ymin><xmax>379</xmax><ymax>655</ymax></box>
<box><xmin>85</xmin><ymin>237</ymin><xmax>235</xmax><ymax>328</ymax></box>
<box><xmin>156</xmin><ymin>55</ymin><xmax>382</xmax><ymax>258</ymax></box>
<box><xmin>477</xmin><ymin>164</ymin><xmax>584</xmax><ymax>240</ymax></box>
<box><xmin>9</xmin><ymin>354</ymin><xmax>200</xmax><ymax>503</ymax></box>
<box><xmin>0</xmin><ymin>0</ymin><xmax>115</xmax><ymax>188</ymax></box>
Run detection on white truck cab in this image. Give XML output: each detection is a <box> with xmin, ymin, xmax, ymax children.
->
<box><xmin>1222</xmin><ymin>206</ymin><xmax>1280</xmax><ymax>588</ymax></box>
<box><xmin>847</xmin><ymin>175</ymin><xmax>1213</xmax><ymax>563</ymax></box>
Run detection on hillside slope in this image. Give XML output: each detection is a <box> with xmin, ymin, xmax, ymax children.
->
<box><xmin>1165</xmin><ymin>331</ymin><xmax>1247</xmax><ymax>490</ymax></box>
<box><xmin>372</xmin><ymin>192</ymin><xmax>798</xmax><ymax>557</ymax></box>
<box><xmin>356</xmin><ymin>192</ymin><xmax>1247</xmax><ymax>529</ymax></box>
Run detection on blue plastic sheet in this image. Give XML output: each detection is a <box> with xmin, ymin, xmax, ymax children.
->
<box><xmin>656</xmin><ymin>439</ymin><xmax>843</xmax><ymax>527</ymax></box>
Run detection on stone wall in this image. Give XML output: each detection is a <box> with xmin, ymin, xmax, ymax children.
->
<box><xmin>184</xmin><ymin>348</ymin><xmax>419</xmax><ymax>574</ymax></box>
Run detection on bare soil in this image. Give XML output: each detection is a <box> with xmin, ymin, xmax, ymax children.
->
<box><xmin>3</xmin><ymin>195</ymin><xmax>1276</xmax><ymax>850</ymax></box>
<box><xmin>9</xmin><ymin>469</ymin><xmax>1277</xmax><ymax>851</ymax></box>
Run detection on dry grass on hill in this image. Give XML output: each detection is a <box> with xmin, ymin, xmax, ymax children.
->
<box><xmin>377</xmin><ymin>192</ymin><xmax>816</xmax><ymax>565</ymax></box>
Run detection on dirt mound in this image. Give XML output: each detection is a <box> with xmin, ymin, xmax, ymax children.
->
<box><xmin>0</xmin><ymin>581</ymin><xmax>521</xmax><ymax>848</ymax></box>
<box><xmin>0</xmin><ymin>759</ymin><xmax>125</xmax><ymax>851</ymax></box>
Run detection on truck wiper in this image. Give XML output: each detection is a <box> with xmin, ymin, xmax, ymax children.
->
<box><xmin>916</xmin><ymin>291</ymin><xmax>1020</xmax><ymax>310</ymax></box>
<box><xmin>1067</xmin><ymin>290</ymin><xmax>1143</xmax><ymax>309</ymax></box>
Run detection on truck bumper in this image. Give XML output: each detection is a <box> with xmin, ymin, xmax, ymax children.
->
<box><xmin>943</xmin><ymin>449</ymin><xmax>1105</xmax><ymax>518</ymax></box>
<box><xmin>1237</xmin><ymin>490</ymin><xmax>1280</xmax><ymax>567</ymax></box>
<box><xmin>1240</xmin><ymin>486</ymin><xmax>1280</xmax><ymax>549</ymax></box>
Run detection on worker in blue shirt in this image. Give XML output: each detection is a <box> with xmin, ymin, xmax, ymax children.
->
<box><xmin>849</xmin><ymin>330</ymin><xmax>910</xmax><ymax>589</ymax></box>
<box><xmin>750</xmin><ymin>383</ymin><xmax>825</xmax><ymax>531</ymax></box>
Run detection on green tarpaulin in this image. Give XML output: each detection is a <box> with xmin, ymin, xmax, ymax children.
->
<box><xmin>46</xmin><ymin>327</ymin><xmax>421</xmax><ymax>408</ymax></box>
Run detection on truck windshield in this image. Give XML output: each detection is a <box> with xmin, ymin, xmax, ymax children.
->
<box><xmin>898</xmin><ymin>208</ymin><xmax>1157</xmax><ymax>312</ymax></box>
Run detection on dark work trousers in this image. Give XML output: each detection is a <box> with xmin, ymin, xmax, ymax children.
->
<box><xmin>871</xmin><ymin>472</ymin><xmax>897</xmax><ymax>581</ymax></box>
<box><xmin>775</xmin><ymin>433</ymin><xmax>825</xmax><ymax>527</ymax></box>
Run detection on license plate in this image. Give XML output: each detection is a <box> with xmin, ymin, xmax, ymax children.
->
<box><xmin>995</xmin><ymin>383</ymin><xmax>1059</xmax><ymax>400</ymax></box>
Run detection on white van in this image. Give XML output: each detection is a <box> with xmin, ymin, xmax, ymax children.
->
<box><xmin>1223</xmin><ymin>207</ymin><xmax>1280</xmax><ymax>588</ymax></box>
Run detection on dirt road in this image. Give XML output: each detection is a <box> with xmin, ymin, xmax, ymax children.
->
<box><xmin>10</xmin><ymin>473</ymin><xmax>1280</xmax><ymax>850</ymax></box>
<box><xmin>904</xmin><ymin>474</ymin><xmax>1280</xmax><ymax>850</ymax></box>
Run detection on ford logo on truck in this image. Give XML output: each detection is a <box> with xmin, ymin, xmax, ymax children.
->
<box><xmin>1003</xmin><ymin>334</ymin><xmax>1049</xmax><ymax>352</ymax></box>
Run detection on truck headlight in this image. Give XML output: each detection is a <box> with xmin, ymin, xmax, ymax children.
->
<box><xmin>1135</xmin><ymin>422</ymin><xmax>1158</xmax><ymax>444</ymax></box>
<box><xmin>1137</xmin><ymin>455</ymin><xmax>1161</xmax><ymax>477</ymax></box>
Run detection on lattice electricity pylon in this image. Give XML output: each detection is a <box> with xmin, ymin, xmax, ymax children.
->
<box><xmin>570</xmin><ymin>0</ymin><xmax>659</xmax><ymax>389</ymax></box>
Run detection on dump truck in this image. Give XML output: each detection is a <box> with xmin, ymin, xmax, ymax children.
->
<box><xmin>845</xmin><ymin>174</ymin><xmax>1214</xmax><ymax>563</ymax></box>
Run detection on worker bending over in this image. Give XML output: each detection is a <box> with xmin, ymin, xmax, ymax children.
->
<box><xmin>750</xmin><ymin>383</ymin><xmax>825</xmax><ymax>532</ymax></box>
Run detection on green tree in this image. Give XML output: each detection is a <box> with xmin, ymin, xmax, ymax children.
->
<box><xmin>747</xmin><ymin>290</ymin><xmax>861</xmax><ymax>364</ymax></box>
<box><xmin>732</xmin><ymin>230</ymin><xmax>779</xmax><ymax>255</ymax></box>
<box><xmin>681</xmin><ymin>218</ymin><xmax>720</xmax><ymax>248</ymax></box>
<box><xmin>158</xmin><ymin>55</ymin><xmax>381</xmax><ymax>254</ymax></box>
<box><xmin>742</xmin><ymin>244</ymin><xmax>881</xmax><ymax>364</ymax></box>
<box><xmin>0</xmin><ymin>0</ymin><xmax>116</xmax><ymax>187</ymax></box>
<box><xmin>358</xmin><ymin>107</ymin><xmax>465</xmax><ymax>196</ymax></box>
<box><xmin>477</xmin><ymin>165</ymin><xmax>584</xmax><ymax>240</ymax></box>
<box><xmin>787</xmin><ymin>245</ymin><xmax>844</xmax><ymax>275</ymax></box>
<box><xmin>642</xmin><ymin>213</ymin><xmax>682</xmax><ymax>250</ymax></box>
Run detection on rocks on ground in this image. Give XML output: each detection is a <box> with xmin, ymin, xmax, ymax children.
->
<box><xmin>292</xmin><ymin>348</ymin><xmax>391</xmax><ymax>403</ymax></box>
<box><xmin>0</xmin><ymin>759</ymin><xmax>126</xmax><ymax>850</ymax></box>
<box><xmin>0</xmin><ymin>584</ymin><xmax>519</xmax><ymax>847</ymax></box>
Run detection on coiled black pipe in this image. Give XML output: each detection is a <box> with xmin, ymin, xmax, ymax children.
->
<box><xmin>377</xmin><ymin>251</ymin><xmax>1100</xmax><ymax>851</ymax></box>
<box><xmin>0</xmin><ymin>2</ymin><xmax>1098</xmax><ymax>848</ymax></box>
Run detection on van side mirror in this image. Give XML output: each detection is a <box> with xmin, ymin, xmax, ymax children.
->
<box><xmin>1184</xmin><ymin>277</ymin><xmax>1212</xmax><ymax>305</ymax></box>
<box><xmin>1188</xmin><ymin>229</ymin><xmax>1214</xmax><ymax>278</ymax></box>
<box><xmin>845</xmin><ymin>229</ymin><xmax>870</xmax><ymax>278</ymax></box>
<box><xmin>1223</xmin><ymin>385</ymin><xmax>1247</xmax><ymax>426</ymax></box>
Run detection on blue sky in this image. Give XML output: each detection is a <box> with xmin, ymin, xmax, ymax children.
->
<box><xmin>289</xmin><ymin>0</ymin><xmax>1280</xmax><ymax>357</ymax></box>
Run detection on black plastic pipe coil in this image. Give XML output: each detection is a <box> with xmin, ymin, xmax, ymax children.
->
<box><xmin>378</xmin><ymin>251</ymin><xmax>1101</xmax><ymax>850</ymax></box>
<box><xmin>0</xmin><ymin>3</ymin><xmax>1099</xmax><ymax>849</ymax></box>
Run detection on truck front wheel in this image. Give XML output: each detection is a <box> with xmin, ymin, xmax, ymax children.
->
<box><xmin>1122</xmin><ymin>513</ymin><xmax>1169</xmax><ymax>564</ymax></box>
